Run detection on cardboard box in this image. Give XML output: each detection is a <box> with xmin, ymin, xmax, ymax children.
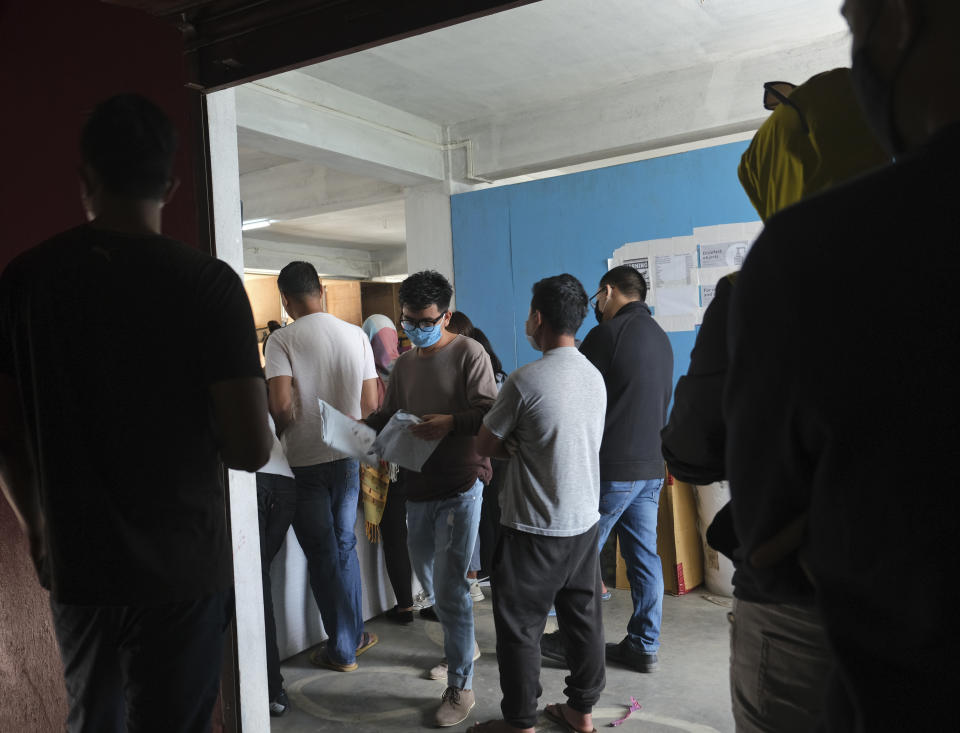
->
<box><xmin>615</xmin><ymin>473</ymin><xmax>704</xmax><ymax>596</ymax></box>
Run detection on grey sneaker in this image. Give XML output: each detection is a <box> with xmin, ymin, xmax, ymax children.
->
<box><xmin>435</xmin><ymin>686</ymin><xmax>475</xmax><ymax>727</ymax></box>
<box><xmin>469</xmin><ymin>581</ymin><xmax>484</xmax><ymax>602</ymax></box>
<box><xmin>428</xmin><ymin>640</ymin><xmax>481</xmax><ymax>680</ymax></box>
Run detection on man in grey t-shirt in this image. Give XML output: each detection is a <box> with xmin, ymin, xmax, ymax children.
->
<box><xmin>476</xmin><ymin>274</ymin><xmax>606</xmax><ymax>733</ymax></box>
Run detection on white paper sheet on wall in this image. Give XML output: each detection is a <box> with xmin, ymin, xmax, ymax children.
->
<box><xmin>657</xmin><ymin>285</ymin><xmax>700</xmax><ymax>315</ymax></box>
<box><xmin>622</xmin><ymin>256</ymin><xmax>650</xmax><ymax>288</ymax></box>
<box><xmin>654</xmin><ymin>313</ymin><xmax>698</xmax><ymax>332</ymax></box>
<box><xmin>700</xmin><ymin>241</ymin><xmax>750</xmax><ymax>268</ymax></box>
<box><xmin>701</xmin><ymin>283</ymin><xmax>717</xmax><ymax>310</ymax></box>
<box><xmin>610</xmin><ymin>222</ymin><xmax>761</xmax><ymax>331</ymax></box>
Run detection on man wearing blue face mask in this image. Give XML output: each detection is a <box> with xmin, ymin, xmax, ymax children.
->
<box><xmin>365</xmin><ymin>270</ymin><xmax>498</xmax><ymax>728</ymax></box>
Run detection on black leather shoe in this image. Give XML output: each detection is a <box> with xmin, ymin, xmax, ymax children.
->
<box><xmin>605</xmin><ymin>638</ymin><xmax>658</xmax><ymax>672</ymax></box>
<box><xmin>540</xmin><ymin>630</ymin><xmax>567</xmax><ymax>665</ymax></box>
<box><xmin>419</xmin><ymin>605</ymin><xmax>439</xmax><ymax>622</ymax></box>
<box><xmin>385</xmin><ymin>605</ymin><xmax>414</xmax><ymax>624</ymax></box>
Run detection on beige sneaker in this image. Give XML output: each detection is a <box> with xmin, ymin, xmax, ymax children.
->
<box><xmin>428</xmin><ymin>640</ymin><xmax>481</xmax><ymax>680</ymax></box>
<box><xmin>435</xmin><ymin>686</ymin><xmax>475</xmax><ymax>727</ymax></box>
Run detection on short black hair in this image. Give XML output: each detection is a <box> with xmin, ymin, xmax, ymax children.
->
<box><xmin>80</xmin><ymin>93</ymin><xmax>177</xmax><ymax>199</ymax></box>
<box><xmin>399</xmin><ymin>271</ymin><xmax>453</xmax><ymax>312</ymax></box>
<box><xmin>530</xmin><ymin>274</ymin><xmax>588</xmax><ymax>336</ymax></box>
<box><xmin>600</xmin><ymin>265</ymin><xmax>648</xmax><ymax>302</ymax></box>
<box><xmin>448</xmin><ymin>311</ymin><xmax>475</xmax><ymax>336</ymax></box>
<box><xmin>277</xmin><ymin>261</ymin><xmax>322</xmax><ymax>297</ymax></box>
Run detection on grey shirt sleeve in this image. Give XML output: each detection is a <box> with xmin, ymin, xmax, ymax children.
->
<box><xmin>483</xmin><ymin>376</ymin><xmax>523</xmax><ymax>440</ymax></box>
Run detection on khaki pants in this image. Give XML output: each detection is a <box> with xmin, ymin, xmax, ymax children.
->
<box><xmin>729</xmin><ymin>598</ymin><xmax>833</xmax><ymax>733</ymax></box>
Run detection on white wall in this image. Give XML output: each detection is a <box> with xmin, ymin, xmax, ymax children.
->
<box><xmin>206</xmin><ymin>87</ymin><xmax>270</xmax><ymax>733</ymax></box>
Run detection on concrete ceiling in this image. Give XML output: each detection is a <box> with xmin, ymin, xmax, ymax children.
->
<box><xmin>237</xmin><ymin>146</ymin><xmax>295</xmax><ymax>175</ymax></box>
<box><xmin>237</xmin><ymin>0</ymin><xmax>851</xmax><ymax>275</ymax></box>
<box><xmin>299</xmin><ymin>0</ymin><xmax>849</xmax><ymax>125</ymax></box>
<box><xmin>267</xmin><ymin>200</ymin><xmax>406</xmax><ymax>247</ymax></box>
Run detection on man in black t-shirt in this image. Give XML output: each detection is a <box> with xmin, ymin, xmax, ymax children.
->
<box><xmin>0</xmin><ymin>95</ymin><xmax>271</xmax><ymax>732</ymax></box>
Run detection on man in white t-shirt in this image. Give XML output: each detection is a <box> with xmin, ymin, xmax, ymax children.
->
<box><xmin>264</xmin><ymin>261</ymin><xmax>379</xmax><ymax>671</ymax></box>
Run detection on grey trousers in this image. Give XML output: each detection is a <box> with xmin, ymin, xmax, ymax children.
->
<box><xmin>729</xmin><ymin>598</ymin><xmax>833</xmax><ymax>733</ymax></box>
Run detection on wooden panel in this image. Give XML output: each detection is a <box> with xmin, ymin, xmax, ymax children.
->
<box><xmin>243</xmin><ymin>274</ymin><xmax>282</xmax><ymax>329</ymax></box>
<box><xmin>322</xmin><ymin>279</ymin><xmax>362</xmax><ymax>326</ymax></box>
<box><xmin>360</xmin><ymin>281</ymin><xmax>401</xmax><ymax>325</ymax></box>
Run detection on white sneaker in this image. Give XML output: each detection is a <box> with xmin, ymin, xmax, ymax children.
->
<box><xmin>413</xmin><ymin>590</ymin><xmax>433</xmax><ymax>609</ymax></box>
<box><xmin>469</xmin><ymin>581</ymin><xmax>485</xmax><ymax>602</ymax></box>
<box><xmin>428</xmin><ymin>640</ymin><xmax>482</xmax><ymax>680</ymax></box>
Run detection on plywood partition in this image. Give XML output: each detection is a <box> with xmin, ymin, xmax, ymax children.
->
<box><xmin>243</xmin><ymin>274</ymin><xmax>282</xmax><ymax>329</ymax></box>
<box><xmin>321</xmin><ymin>279</ymin><xmax>362</xmax><ymax>326</ymax></box>
<box><xmin>361</xmin><ymin>282</ymin><xmax>402</xmax><ymax>325</ymax></box>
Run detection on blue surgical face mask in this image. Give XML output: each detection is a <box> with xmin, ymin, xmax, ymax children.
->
<box><xmin>404</xmin><ymin>324</ymin><xmax>443</xmax><ymax>349</ymax></box>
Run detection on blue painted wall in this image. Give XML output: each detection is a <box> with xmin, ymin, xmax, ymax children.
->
<box><xmin>451</xmin><ymin>140</ymin><xmax>757</xmax><ymax>386</ymax></box>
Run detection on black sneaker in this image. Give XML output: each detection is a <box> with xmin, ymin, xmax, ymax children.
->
<box><xmin>269</xmin><ymin>688</ymin><xmax>289</xmax><ymax>717</ymax></box>
<box><xmin>420</xmin><ymin>605</ymin><xmax>439</xmax><ymax>622</ymax></box>
<box><xmin>540</xmin><ymin>630</ymin><xmax>567</xmax><ymax>665</ymax></box>
<box><xmin>385</xmin><ymin>604</ymin><xmax>414</xmax><ymax>624</ymax></box>
<box><xmin>605</xmin><ymin>638</ymin><xmax>659</xmax><ymax>673</ymax></box>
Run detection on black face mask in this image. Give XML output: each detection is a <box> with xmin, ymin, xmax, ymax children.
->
<box><xmin>850</xmin><ymin>8</ymin><xmax>923</xmax><ymax>157</ymax></box>
<box><xmin>594</xmin><ymin>301</ymin><xmax>604</xmax><ymax>324</ymax></box>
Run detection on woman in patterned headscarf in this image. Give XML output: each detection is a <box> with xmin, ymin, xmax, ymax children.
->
<box><xmin>360</xmin><ymin>314</ymin><xmax>416</xmax><ymax>623</ymax></box>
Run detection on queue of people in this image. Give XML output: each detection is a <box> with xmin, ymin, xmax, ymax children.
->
<box><xmin>2</xmin><ymin>3</ymin><xmax>960</xmax><ymax>729</ymax></box>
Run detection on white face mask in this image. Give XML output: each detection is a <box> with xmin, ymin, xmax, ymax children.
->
<box><xmin>525</xmin><ymin>315</ymin><xmax>542</xmax><ymax>352</ymax></box>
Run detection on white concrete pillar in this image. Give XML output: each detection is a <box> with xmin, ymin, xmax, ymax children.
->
<box><xmin>404</xmin><ymin>183</ymin><xmax>454</xmax><ymax>291</ymax></box>
<box><xmin>205</xmin><ymin>87</ymin><xmax>270</xmax><ymax>733</ymax></box>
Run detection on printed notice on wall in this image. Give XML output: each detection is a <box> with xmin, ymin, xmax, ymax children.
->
<box><xmin>701</xmin><ymin>283</ymin><xmax>717</xmax><ymax>309</ymax></box>
<box><xmin>654</xmin><ymin>253</ymin><xmax>696</xmax><ymax>287</ymax></box>
<box><xmin>608</xmin><ymin>220</ymin><xmax>761</xmax><ymax>332</ymax></box>
<box><xmin>622</xmin><ymin>257</ymin><xmax>650</xmax><ymax>289</ymax></box>
<box><xmin>700</xmin><ymin>241</ymin><xmax>750</xmax><ymax>269</ymax></box>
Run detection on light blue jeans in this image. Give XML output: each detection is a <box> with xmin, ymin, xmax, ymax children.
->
<box><xmin>406</xmin><ymin>479</ymin><xmax>483</xmax><ymax>689</ymax></box>
<box><xmin>597</xmin><ymin>478</ymin><xmax>664</xmax><ymax>653</ymax></box>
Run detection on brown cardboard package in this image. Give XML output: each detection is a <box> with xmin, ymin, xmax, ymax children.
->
<box><xmin>615</xmin><ymin>473</ymin><xmax>704</xmax><ymax>595</ymax></box>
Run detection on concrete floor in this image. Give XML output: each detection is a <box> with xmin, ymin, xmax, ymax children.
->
<box><xmin>271</xmin><ymin>586</ymin><xmax>734</xmax><ymax>732</ymax></box>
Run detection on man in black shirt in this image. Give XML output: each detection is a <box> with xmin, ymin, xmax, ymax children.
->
<box><xmin>726</xmin><ymin>1</ymin><xmax>960</xmax><ymax>729</ymax></box>
<box><xmin>0</xmin><ymin>94</ymin><xmax>271</xmax><ymax>732</ymax></box>
<box><xmin>541</xmin><ymin>266</ymin><xmax>673</xmax><ymax>674</ymax></box>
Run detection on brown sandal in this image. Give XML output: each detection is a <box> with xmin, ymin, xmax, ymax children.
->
<box><xmin>543</xmin><ymin>703</ymin><xmax>597</xmax><ymax>733</ymax></box>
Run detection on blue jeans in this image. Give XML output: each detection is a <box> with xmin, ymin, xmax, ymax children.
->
<box><xmin>406</xmin><ymin>479</ymin><xmax>482</xmax><ymax>689</ymax></box>
<box><xmin>291</xmin><ymin>459</ymin><xmax>363</xmax><ymax>665</ymax></box>
<box><xmin>597</xmin><ymin>478</ymin><xmax>664</xmax><ymax>653</ymax></box>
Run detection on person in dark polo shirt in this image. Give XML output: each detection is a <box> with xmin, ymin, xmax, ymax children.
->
<box><xmin>541</xmin><ymin>265</ymin><xmax>673</xmax><ymax>674</ymax></box>
<box><xmin>0</xmin><ymin>94</ymin><xmax>271</xmax><ymax>733</ymax></box>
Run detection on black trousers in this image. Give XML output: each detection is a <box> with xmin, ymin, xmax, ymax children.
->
<box><xmin>256</xmin><ymin>472</ymin><xmax>298</xmax><ymax>699</ymax></box>
<box><xmin>380</xmin><ymin>472</ymin><xmax>413</xmax><ymax>608</ymax></box>
<box><xmin>478</xmin><ymin>460</ymin><xmax>505</xmax><ymax>577</ymax></box>
<box><xmin>492</xmin><ymin>525</ymin><xmax>605</xmax><ymax>729</ymax></box>
<box><xmin>50</xmin><ymin>588</ymin><xmax>233</xmax><ymax>733</ymax></box>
